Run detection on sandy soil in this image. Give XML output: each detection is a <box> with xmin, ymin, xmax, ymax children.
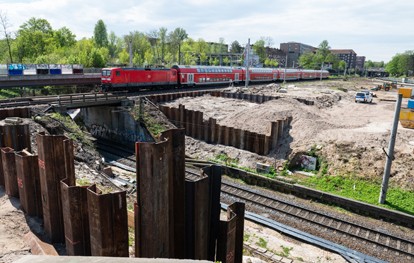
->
<box><xmin>0</xmin><ymin>188</ymin><xmax>31</xmax><ymax>263</ymax></box>
<box><xmin>165</xmin><ymin>78</ymin><xmax>414</xmax><ymax>190</ymax></box>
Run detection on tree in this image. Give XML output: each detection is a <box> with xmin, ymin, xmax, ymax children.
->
<box><xmin>0</xmin><ymin>11</ymin><xmax>13</xmax><ymax>63</ymax></box>
<box><xmin>94</xmin><ymin>19</ymin><xmax>108</xmax><ymax>48</ymax></box>
<box><xmin>53</xmin><ymin>27</ymin><xmax>76</xmax><ymax>48</ymax></box>
<box><xmin>230</xmin><ymin>40</ymin><xmax>241</xmax><ymax>54</ymax></box>
<box><xmin>168</xmin><ymin>28</ymin><xmax>188</xmax><ymax>64</ymax></box>
<box><xmin>15</xmin><ymin>17</ymin><xmax>54</xmax><ymax>61</ymax></box>
<box><xmin>253</xmin><ymin>39</ymin><xmax>266</xmax><ymax>64</ymax></box>
<box><xmin>147</xmin><ymin>29</ymin><xmax>160</xmax><ymax>64</ymax></box>
<box><xmin>159</xmin><ymin>27</ymin><xmax>168</xmax><ymax>64</ymax></box>
<box><xmin>385</xmin><ymin>51</ymin><xmax>414</xmax><ymax>76</ymax></box>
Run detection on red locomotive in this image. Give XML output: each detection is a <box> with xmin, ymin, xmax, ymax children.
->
<box><xmin>101</xmin><ymin>67</ymin><xmax>178</xmax><ymax>91</ymax></box>
<box><xmin>101</xmin><ymin>65</ymin><xmax>329</xmax><ymax>91</ymax></box>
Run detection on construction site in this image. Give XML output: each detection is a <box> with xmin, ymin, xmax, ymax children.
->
<box><xmin>1</xmin><ymin>78</ymin><xmax>414</xmax><ymax>263</ymax></box>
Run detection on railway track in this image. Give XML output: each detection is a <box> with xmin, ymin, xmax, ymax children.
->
<box><xmin>221</xmin><ymin>180</ymin><xmax>414</xmax><ymax>261</ymax></box>
<box><xmin>0</xmin><ymin>84</ymin><xmax>228</xmax><ymax>109</ymax></box>
<box><xmin>95</xmin><ymin>139</ymin><xmax>136</xmax><ymax>171</ymax></box>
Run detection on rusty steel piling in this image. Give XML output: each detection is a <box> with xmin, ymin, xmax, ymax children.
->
<box><xmin>135</xmin><ymin>137</ymin><xmax>171</xmax><ymax>258</ymax></box>
<box><xmin>87</xmin><ymin>185</ymin><xmax>128</xmax><ymax>257</ymax></box>
<box><xmin>15</xmin><ymin>150</ymin><xmax>42</xmax><ymax>217</ymax></box>
<box><xmin>216</xmin><ymin>202</ymin><xmax>245</xmax><ymax>263</ymax></box>
<box><xmin>1</xmin><ymin>147</ymin><xmax>19</xmax><ymax>197</ymax></box>
<box><xmin>0</xmin><ymin>148</ymin><xmax>4</xmax><ymax>186</ymax></box>
<box><xmin>135</xmin><ymin>129</ymin><xmax>186</xmax><ymax>258</ymax></box>
<box><xmin>161</xmin><ymin>129</ymin><xmax>186</xmax><ymax>259</ymax></box>
<box><xmin>36</xmin><ymin>132</ymin><xmax>76</xmax><ymax>243</ymax></box>
<box><xmin>0</xmin><ymin>123</ymin><xmax>31</xmax><ymax>152</ymax></box>
<box><xmin>185</xmin><ymin>172</ymin><xmax>209</xmax><ymax>259</ymax></box>
<box><xmin>60</xmin><ymin>179</ymin><xmax>91</xmax><ymax>256</ymax></box>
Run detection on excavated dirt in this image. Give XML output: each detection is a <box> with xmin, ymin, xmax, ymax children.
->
<box><xmin>165</xmin><ymin>78</ymin><xmax>414</xmax><ymax>191</ymax></box>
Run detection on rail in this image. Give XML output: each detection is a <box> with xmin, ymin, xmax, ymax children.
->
<box><xmin>0</xmin><ymin>91</ymin><xmax>128</xmax><ymax>109</ymax></box>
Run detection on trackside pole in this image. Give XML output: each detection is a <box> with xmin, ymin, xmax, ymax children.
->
<box><xmin>379</xmin><ymin>93</ymin><xmax>402</xmax><ymax>204</ymax></box>
<box><xmin>245</xmin><ymin>38</ymin><xmax>250</xmax><ymax>88</ymax></box>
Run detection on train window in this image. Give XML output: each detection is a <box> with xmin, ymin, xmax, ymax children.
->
<box><xmin>116</xmin><ymin>71</ymin><xmax>120</xmax><ymax>76</ymax></box>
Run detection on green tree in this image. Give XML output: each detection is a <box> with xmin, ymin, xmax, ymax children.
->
<box><xmin>0</xmin><ymin>11</ymin><xmax>13</xmax><ymax>63</ymax></box>
<box><xmin>253</xmin><ymin>39</ymin><xmax>266</xmax><ymax>64</ymax></box>
<box><xmin>158</xmin><ymin>27</ymin><xmax>168</xmax><ymax>64</ymax></box>
<box><xmin>169</xmin><ymin>27</ymin><xmax>188</xmax><ymax>64</ymax></box>
<box><xmin>93</xmin><ymin>19</ymin><xmax>108</xmax><ymax>48</ymax></box>
<box><xmin>15</xmin><ymin>17</ymin><xmax>53</xmax><ymax>61</ymax></box>
<box><xmin>53</xmin><ymin>27</ymin><xmax>76</xmax><ymax>48</ymax></box>
<box><xmin>230</xmin><ymin>40</ymin><xmax>241</xmax><ymax>54</ymax></box>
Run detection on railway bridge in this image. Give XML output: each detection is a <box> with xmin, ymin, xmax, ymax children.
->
<box><xmin>0</xmin><ymin>73</ymin><xmax>101</xmax><ymax>88</ymax></box>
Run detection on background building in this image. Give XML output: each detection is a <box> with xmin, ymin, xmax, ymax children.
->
<box><xmin>356</xmin><ymin>56</ymin><xmax>366</xmax><ymax>72</ymax></box>
<box><xmin>331</xmin><ymin>49</ymin><xmax>357</xmax><ymax>70</ymax></box>
<box><xmin>280</xmin><ymin>42</ymin><xmax>316</xmax><ymax>68</ymax></box>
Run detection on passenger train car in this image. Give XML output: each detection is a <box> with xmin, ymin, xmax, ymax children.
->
<box><xmin>100</xmin><ymin>65</ymin><xmax>329</xmax><ymax>91</ymax></box>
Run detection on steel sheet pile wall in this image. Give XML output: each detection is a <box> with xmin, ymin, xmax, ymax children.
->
<box><xmin>216</xmin><ymin>202</ymin><xmax>245</xmax><ymax>263</ymax></box>
<box><xmin>159</xmin><ymin>104</ymin><xmax>291</xmax><ymax>155</ymax></box>
<box><xmin>135</xmin><ymin>129</ymin><xmax>186</xmax><ymax>258</ymax></box>
<box><xmin>135</xmin><ymin>129</ymin><xmax>242</xmax><ymax>261</ymax></box>
<box><xmin>185</xmin><ymin>172</ymin><xmax>209</xmax><ymax>259</ymax></box>
<box><xmin>210</xmin><ymin>91</ymin><xmax>315</xmax><ymax>106</ymax></box>
<box><xmin>0</xmin><ymin>149</ymin><xmax>3</xmax><ymax>186</ymax></box>
<box><xmin>147</xmin><ymin>91</ymin><xmax>314</xmax><ymax>106</ymax></box>
<box><xmin>0</xmin><ymin>108</ymin><xmax>30</xmax><ymax>120</ymax></box>
<box><xmin>87</xmin><ymin>185</ymin><xmax>128</xmax><ymax>257</ymax></box>
<box><xmin>36</xmin><ymin>132</ymin><xmax>76</xmax><ymax>243</ymax></box>
<box><xmin>60</xmin><ymin>179</ymin><xmax>91</xmax><ymax>256</ymax></box>
<box><xmin>0</xmin><ymin>123</ymin><xmax>31</xmax><ymax>152</ymax></box>
<box><xmin>1</xmin><ymin>147</ymin><xmax>19</xmax><ymax>197</ymax></box>
<box><xmin>15</xmin><ymin>151</ymin><xmax>42</xmax><ymax>217</ymax></box>
<box><xmin>147</xmin><ymin>91</ymin><xmax>210</xmax><ymax>104</ymax></box>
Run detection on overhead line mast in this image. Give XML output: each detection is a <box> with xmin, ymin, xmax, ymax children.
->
<box><xmin>245</xmin><ymin>38</ymin><xmax>250</xmax><ymax>88</ymax></box>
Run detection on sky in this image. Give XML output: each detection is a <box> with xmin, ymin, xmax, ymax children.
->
<box><xmin>0</xmin><ymin>0</ymin><xmax>413</xmax><ymax>62</ymax></box>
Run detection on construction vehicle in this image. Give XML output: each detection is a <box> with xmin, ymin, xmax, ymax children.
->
<box><xmin>371</xmin><ymin>81</ymin><xmax>397</xmax><ymax>91</ymax></box>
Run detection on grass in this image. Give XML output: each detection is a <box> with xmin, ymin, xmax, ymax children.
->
<box><xmin>50</xmin><ymin>113</ymin><xmax>93</xmax><ymax>147</ymax></box>
<box><xmin>0</xmin><ymin>88</ymin><xmax>21</xmax><ymax>99</ymax></box>
<box><xmin>280</xmin><ymin>245</ymin><xmax>293</xmax><ymax>257</ymax></box>
<box><xmin>256</xmin><ymin>237</ymin><xmax>268</xmax><ymax>249</ymax></box>
<box><xmin>302</xmin><ymin>175</ymin><xmax>414</xmax><ymax>215</ymax></box>
<box><xmin>212</xmin><ymin>153</ymin><xmax>277</xmax><ymax>179</ymax></box>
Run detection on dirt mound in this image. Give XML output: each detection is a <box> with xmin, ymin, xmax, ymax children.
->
<box><xmin>166</xmin><ymin>79</ymin><xmax>414</xmax><ymax>190</ymax></box>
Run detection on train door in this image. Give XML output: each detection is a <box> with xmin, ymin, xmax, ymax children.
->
<box><xmin>235</xmin><ymin>73</ymin><xmax>240</xmax><ymax>82</ymax></box>
<box><xmin>273</xmin><ymin>73</ymin><xmax>277</xmax><ymax>81</ymax></box>
<box><xmin>188</xmin><ymin>73</ymin><xmax>194</xmax><ymax>84</ymax></box>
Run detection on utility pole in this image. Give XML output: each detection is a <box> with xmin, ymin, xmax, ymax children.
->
<box><xmin>379</xmin><ymin>93</ymin><xmax>402</xmax><ymax>204</ymax></box>
<box><xmin>245</xmin><ymin>38</ymin><xmax>250</xmax><ymax>88</ymax></box>
<box><xmin>129</xmin><ymin>39</ymin><xmax>133</xmax><ymax>67</ymax></box>
<box><xmin>283</xmin><ymin>54</ymin><xmax>287</xmax><ymax>83</ymax></box>
<box><xmin>320</xmin><ymin>62</ymin><xmax>324</xmax><ymax>81</ymax></box>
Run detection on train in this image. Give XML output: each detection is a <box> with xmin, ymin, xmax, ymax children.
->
<box><xmin>100</xmin><ymin>65</ymin><xmax>330</xmax><ymax>91</ymax></box>
<box><xmin>0</xmin><ymin>64</ymin><xmax>84</xmax><ymax>76</ymax></box>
